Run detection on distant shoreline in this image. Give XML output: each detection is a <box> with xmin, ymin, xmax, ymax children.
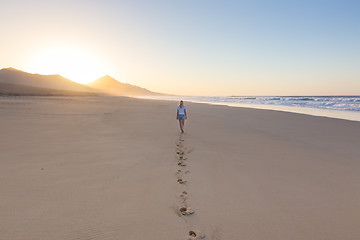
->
<box><xmin>141</xmin><ymin>95</ymin><xmax>360</xmax><ymax>122</ymax></box>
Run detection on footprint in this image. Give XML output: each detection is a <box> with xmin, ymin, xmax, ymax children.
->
<box><xmin>180</xmin><ymin>191</ymin><xmax>187</xmax><ymax>197</ymax></box>
<box><xmin>177</xmin><ymin>178</ymin><xmax>186</xmax><ymax>184</ymax></box>
<box><xmin>180</xmin><ymin>191</ymin><xmax>188</xmax><ymax>201</ymax></box>
<box><xmin>179</xmin><ymin>207</ymin><xmax>195</xmax><ymax>216</ymax></box>
<box><xmin>178</xmin><ymin>161</ymin><xmax>187</xmax><ymax>167</ymax></box>
<box><xmin>180</xmin><ymin>194</ymin><xmax>187</xmax><ymax>202</ymax></box>
<box><xmin>176</xmin><ymin>170</ymin><xmax>183</xmax><ymax>178</ymax></box>
<box><xmin>188</xmin><ymin>230</ymin><xmax>206</xmax><ymax>240</ymax></box>
<box><xmin>177</xmin><ymin>150</ymin><xmax>185</xmax><ymax>155</ymax></box>
<box><xmin>177</xmin><ymin>150</ymin><xmax>184</xmax><ymax>155</ymax></box>
<box><xmin>178</xmin><ymin>156</ymin><xmax>187</xmax><ymax>160</ymax></box>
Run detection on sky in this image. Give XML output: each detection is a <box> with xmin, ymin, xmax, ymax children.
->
<box><xmin>1</xmin><ymin>0</ymin><xmax>359</xmax><ymax>96</ymax></box>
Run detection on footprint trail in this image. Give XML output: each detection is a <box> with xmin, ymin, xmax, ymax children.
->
<box><xmin>175</xmin><ymin>134</ymin><xmax>206</xmax><ymax>239</ymax></box>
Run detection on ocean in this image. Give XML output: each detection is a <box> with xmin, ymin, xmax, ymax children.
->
<box><xmin>142</xmin><ymin>95</ymin><xmax>360</xmax><ymax>121</ymax></box>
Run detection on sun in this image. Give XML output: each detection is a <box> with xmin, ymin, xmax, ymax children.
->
<box><xmin>29</xmin><ymin>45</ymin><xmax>106</xmax><ymax>84</ymax></box>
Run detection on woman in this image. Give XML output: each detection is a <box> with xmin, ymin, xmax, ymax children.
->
<box><xmin>176</xmin><ymin>100</ymin><xmax>187</xmax><ymax>133</ymax></box>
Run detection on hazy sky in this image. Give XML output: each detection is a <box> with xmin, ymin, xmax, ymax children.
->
<box><xmin>1</xmin><ymin>0</ymin><xmax>359</xmax><ymax>95</ymax></box>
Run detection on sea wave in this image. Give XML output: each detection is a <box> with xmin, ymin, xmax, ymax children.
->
<box><xmin>145</xmin><ymin>95</ymin><xmax>360</xmax><ymax>112</ymax></box>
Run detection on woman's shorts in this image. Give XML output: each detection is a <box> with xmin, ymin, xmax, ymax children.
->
<box><xmin>178</xmin><ymin>114</ymin><xmax>185</xmax><ymax>120</ymax></box>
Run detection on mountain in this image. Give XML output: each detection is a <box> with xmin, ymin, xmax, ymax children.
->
<box><xmin>0</xmin><ymin>67</ymin><xmax>96</xmax><ymax>95</ymax></box>
<box><xmin>0</xmin><ymin>67</ymin><xmax>165</xmax><ymax>97</ymax></box>
<box><xmin>0</xmin><ymin>82</ymin><xmax>97</xmax><ymax>96</ymax></box>
<box><xmin>87</xmin><ymin>75</ymin><xmax>164</xmax><ymax>97</ymax></box>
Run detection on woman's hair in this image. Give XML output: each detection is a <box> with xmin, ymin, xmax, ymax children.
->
<box><xmin>179</xmin><ymin>100</ymin><xmax>184</xmax><ymax>108</ymax></box>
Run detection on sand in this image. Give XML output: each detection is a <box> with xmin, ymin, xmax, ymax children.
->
<box><xmin>1</xmin><ymin>96</ymin><xmax>359</xmax><ymax>240</ymax></box>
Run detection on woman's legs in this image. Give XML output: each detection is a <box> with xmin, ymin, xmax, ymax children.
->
<box><xmin>179</xmin><ymin>119</ymin><xmax>185</xmax><ymax>133</ymax></box>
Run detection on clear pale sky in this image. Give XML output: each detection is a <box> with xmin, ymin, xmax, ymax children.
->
<box><xmin>1</xmin><ymin>0</ymin><xmax>359</xmax><ymax>96</ymax></box>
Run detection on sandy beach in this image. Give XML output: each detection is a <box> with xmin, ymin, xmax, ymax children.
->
<box><xmin>1</xmin><ymin>96</ymin><xmax>359</xmax><ymax>240</ymax></box>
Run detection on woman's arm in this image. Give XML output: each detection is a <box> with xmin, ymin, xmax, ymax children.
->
<box><xmin>176</xmin><ymin>110</ymin><xmax>179</xmax><ymax>119</ymax></box>
<box><xmin>184</xmin><ymin>109</ymin><xmax>187</xmax><ymax>119</ymax></box>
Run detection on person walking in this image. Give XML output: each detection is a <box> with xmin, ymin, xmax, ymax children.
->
<box><xmin>176</xmin><ymin>100</ymin><xmax>187</xmax><ymax>133</ymax></box>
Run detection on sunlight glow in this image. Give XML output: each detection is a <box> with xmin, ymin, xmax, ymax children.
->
<box><xmin>29</xmin><ymin>45</ymin><xmax>106</xmax><ymax>84</ymax></box>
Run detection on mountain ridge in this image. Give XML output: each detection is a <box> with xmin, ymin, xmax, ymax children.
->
<box><xmin>87</xmin><ymin>75</ymin><xmax>162</xmax><ymax>97</ymax></box>
<box><xmin>0</xmin><ymin>67</ymin><xmax>94</xmax><ymax>92</ymax></box>
<box><xmin>0</xmin><ymin>67</ymin><xmax>166</xmax><ymax>96</ymax></box>
<box><xmin>0</xmin><ymin>81</ymin><xmax>97</xmax><ymax>96</ymax></box>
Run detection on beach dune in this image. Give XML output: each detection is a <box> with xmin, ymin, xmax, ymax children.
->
<box><xmin>0</xmin><ymin>96</ymin><xmax>359</xmax><ymax>240</ymax></box>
